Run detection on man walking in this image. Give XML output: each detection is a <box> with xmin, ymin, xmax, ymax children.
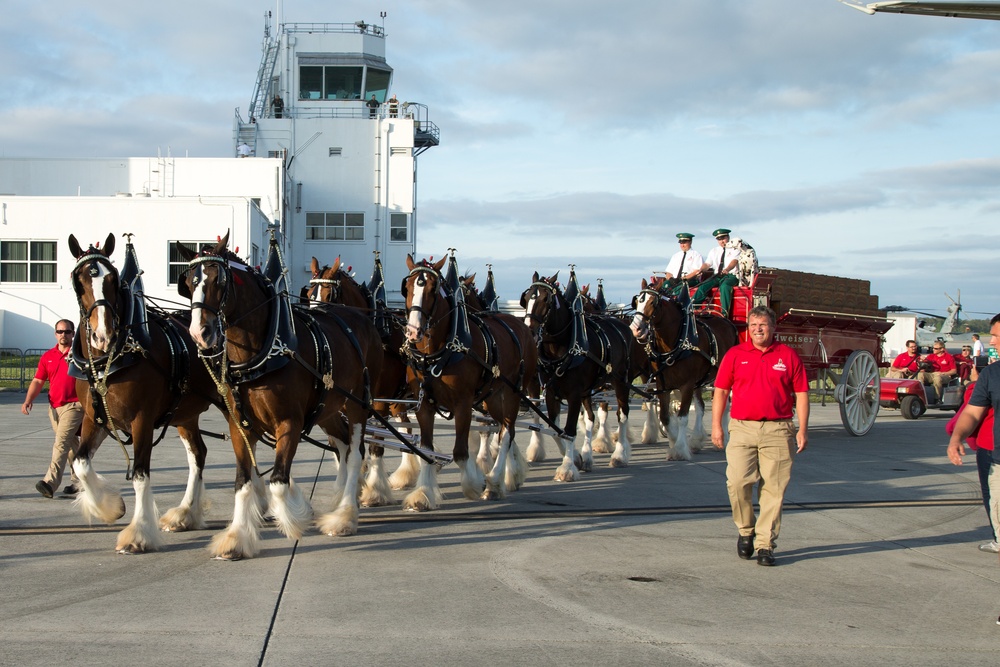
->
<box><xmin>711</xmin><ymin>306</ymin><xmax>809</xmax><ymax>566</ymax></box>
<box><xmin>21</xmin><ymin>319</ymin><xmax>85</xmax><ymax>498</ymax></box>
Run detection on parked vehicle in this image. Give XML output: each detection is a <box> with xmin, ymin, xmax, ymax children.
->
<box><xmin>879</xmin><ymin>376</ymin><xmax>964</xmax><ymax>419</ymax></box>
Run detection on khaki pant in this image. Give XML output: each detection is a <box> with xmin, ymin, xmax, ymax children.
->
<box><xmin>914</xmin><ymin>370</ymin><xmax>953</xmax><ymax>403</ymax></box>
<box><xmin>726</xmin><ymin>419</ymin><xmax>796</xmax><ymax>551</ymax></box>
<box><xmin>885</xmin><ymin>367</ymin><xmax>914</xmax><ymax>379</ymax></box>
<box><xmin>44</xmin><ymin>402</ymin><xmax>84</xmax><ymax>492</ymax></box>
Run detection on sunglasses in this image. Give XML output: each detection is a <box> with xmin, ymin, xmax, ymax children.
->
<box><xmin>55</xmin><ymin>329</ymin><xmax>74</xmax><ymax>335</ymax></box>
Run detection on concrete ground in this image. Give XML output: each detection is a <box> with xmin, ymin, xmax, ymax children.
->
<box><xmin>0</xmin><ymin>390</ymin><xmax>996</xmax><ymax>667</ymax></box>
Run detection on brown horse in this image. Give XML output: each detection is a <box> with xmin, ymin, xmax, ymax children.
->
<box><xmin>67</xmin><ymin>233</ymin><xmax>224</xmax><ymax>554</ymax></box>
<box><xmin>521</xmin><ymin>270</ymin><xmax>649</xmax><ymax>479</ymax></box>
<box><xmin>400</xmin><ymin>254</ymin><xmax>538</xmax><ymax>508</ymax></box>
<box><xmin>308</xmin><ymin>255</ymin><xmax>416</xmax><ymax>504</ymax></box>
<box><xmin>179</xmin><ymin>233</ymin><xmax>383</xmax><ymax>559</ymax></box>
<box><xmin>629</xmin><ymin>277</ymin><xmax>738</xmax><ymax>460</ymax></box>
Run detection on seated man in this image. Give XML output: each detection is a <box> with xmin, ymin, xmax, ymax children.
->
<box><xmin>693</xmin><ymin>228</ymin><xmax>741</xmax><ymax>316</ymax></box>
<box><xmin>915</xmin><ymin>342</ymin><xmax>957</xmax><ymax>404</ymax></box>
<box><xmin>954</xmin><ymin>345</ymin><xmax>974</xmax><ymax>383</ymax></box>
<box><xmin>663</xmin><ymin>232</ymin><xmax>703</xmax><ymax>293</ymax></box>
<box><xmin>886</xmin><ymin>339</ymin><xmax>921</xmax><ymax>379</ymax></box>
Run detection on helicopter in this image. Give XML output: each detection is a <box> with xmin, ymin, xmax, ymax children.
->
<box><xmin>883</xmin><ymin>290</ymin><xmax>979</xmax><ymax>352</ymax></box>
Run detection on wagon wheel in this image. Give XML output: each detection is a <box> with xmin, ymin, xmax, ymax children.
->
<box><xmin>833</xmin><ymin>350</ymin><xmax>880</xmax><ymax>437</ymax></box>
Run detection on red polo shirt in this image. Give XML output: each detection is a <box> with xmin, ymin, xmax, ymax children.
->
<box><xmin>34</xmin><ymin>346</ymin><xmax>79</xmax><ymax>409</ymax></box>
<box><xmin>891</xmin><ymin>351</ymin><xmax>920</xmax><ymax>373</ymax></box>
<box><xmin>924</xmin><ymin>351</ymin><xmax>956</xmax><ymax>373</ymax></box>
<box><xmin>715</xmin><ymin>340</ymin><xmax>808</xmax><ymax>421</ymax></box>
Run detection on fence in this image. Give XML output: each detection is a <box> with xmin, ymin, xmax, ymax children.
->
<box><xmin>0</xmin><ymin>348</ymin><xmax>47</xmax><ymax>391</ymax></box>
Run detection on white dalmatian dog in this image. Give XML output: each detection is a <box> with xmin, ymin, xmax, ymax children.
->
<box><xmin>726</xmin><ymin>236</ymin><xmax>758</xmax><ymax>287</ymax></box>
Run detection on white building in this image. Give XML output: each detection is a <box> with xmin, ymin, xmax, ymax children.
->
<box><xmin>0</xmin><ymin>16</ymin><xmax>437</xmax><ymax>350</ymax></box>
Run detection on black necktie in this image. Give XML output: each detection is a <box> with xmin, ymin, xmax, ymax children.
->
<box><xmin>718</xmin><ymin>249</ymin><xmax>725</xmax><ymax>275</ymax></box>
<box><xmin>678</xmin><ymin>251</ymin><xmax>687</xmax><ymax>277</ymax></box>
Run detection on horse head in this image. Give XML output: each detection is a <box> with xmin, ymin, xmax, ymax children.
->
<box><xmin>520</xmin><ymin>271</ymin><xmax>563</xmax><ymax>336</ymax></box>
<box><xmin>177</xmin><ymin>231</ymin><xmax>250</xmax><ymax>352</ymax></box>
<box><xmin>402</xmin><ymin>254</ymin><xmax>448</xmax><ymax>343</ymax></box>
<box><xmin>630</xmin><ymin>277</ymin><xmax>670</xmax><ymax>343</ymax></box>
<box><xmin>459</xmin><ymin>273</ymin><xmax>488</xmax><ymax>313</ymax></box>
<box><xmin>308</xmin><ymin>255</ymin><xmax>343</xmax><ymax>305</ymax></box>
<box><xmin>68</xmin><ymin>232</ymin><xmax>119</xmax><ymax>355</ymax></box>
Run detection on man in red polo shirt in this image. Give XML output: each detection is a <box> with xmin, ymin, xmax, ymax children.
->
<box><xmin>711</xmin><ymin>305</ymin><xmax>809</xmax><ymax>566</ymax></box>
<box><xmin>21</xmin><ymin>319</ymin><xmax>85</xmax><ymax>498</ymax></box>
<box><xmin>915</xmin><ymin>341</ymin><xmax>957</xmax><ymax>405</ymax></box>
<box><xmin>886</xmin><ymin>339</ymin><xmax>920</xmax><ymax>379</ymax></box>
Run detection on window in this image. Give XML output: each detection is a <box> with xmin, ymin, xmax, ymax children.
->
<box><xmin>168</xmin><ymin>240</ymin><xmax>213</xmax><ymax>284</ymax></box>
<box><xmin>0</xmin><ymin>240</ymin><xmax>57</xmax><ymax>283</ymax></box>
<box><xmin>305</xmin><ymin>213</ymin><xmax>365</xmax><ymax>241</ymax></box>
<box><xmin>389</xmin><ymin>213</ymin><xmax>409</xmax><ymax>242</ymax></box>
<box><xmin>324</xmin><ymin>66</ymin><xmax>363</xmax><ymax>100</ymax></box>
<box><xmin>300</xmin><ymin>66</ymin><xmax>323</xmax><ymax>100</ymax></box>
<box><xmin>365</xmin><ymin>69</ymin><xmax>391</xmax><ymax>102</ymax></box>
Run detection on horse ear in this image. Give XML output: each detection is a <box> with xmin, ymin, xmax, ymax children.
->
<box><xmin>550</xmin><ymin>271</ymin><xmax>559</xmax><ymax>284</ymax></box>
<box><xmin>331</xmin><ymin>256</ymin><xmax>341</xmax><ymax>274</ymax></box>
<box><xmin>406</xmin><ymin>254</ymin><xmax>416</xmax><ymax>271</ymax></box>
<box><xmin>214</xmin><ymin>231</ymin><xmax>231</xmax><ymax>254</ymax></box>
<box><xmin>531</xmin><ymin>271</ymin><xmax>539</xmax><ymax>282</ymax></box>
<box><xmin>432</xmin><ymin>256</ymin><xmax>446</xmax><ymax>272</ymax></box>
<box><xmin>310</xmin><ymin>257</ymin><xmax>320</xmax><ymax>275</ymax></box>
<box><xmin>68</xmin><ymin>234</ymin><xmax>83</xmax><ymax>259</ymax></box>
<box><xmin>103</xmin><ymin>233</ymin><xmax>116</xmax><ymax>258</ymax></box>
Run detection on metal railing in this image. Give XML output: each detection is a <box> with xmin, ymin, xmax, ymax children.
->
<box><xmin>0</xmin><ymin>348</ymin><xmax>46</xmax><ymax>391</ymax></box>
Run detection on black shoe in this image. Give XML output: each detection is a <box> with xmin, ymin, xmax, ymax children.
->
<box><xmin>35</xmin><ymin>480</ymin><xmax>53</xmax><ymax>498</ymax></box>
<box><xmin>62</xmin><ymin>484</ymin><xmax>78</xmax><ymax>496</ymax></box>
<box><xmin>737</xmin><ymin>534</ymin><xmax>755</xmax><ymax>560</ymax></box>
<box><xmin>756</xmin><ymin>548</ymin><xmax>775</xmax><ymax>566</ymax></box>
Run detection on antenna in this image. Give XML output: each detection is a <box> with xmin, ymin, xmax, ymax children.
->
<box><xmin>380</xmin><ymin>11</ymin><xmax>387</xmax><ymax>35</ymax></box>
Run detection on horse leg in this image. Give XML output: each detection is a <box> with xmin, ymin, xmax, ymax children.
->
<box><xmin>209</xmin><ymin>424</ymin><xmax>264</xmax><ymax>560</ymax></box>
<box><xmin>609</xmin><ymin>384</ymin><xmax>632</xmax><ymax>468</ymax></box>
<box><xmin>72</xmin><ymin>414</ymin><xmax>124</xmax><ymax>525</ymax></box>
<box><xmin>453</xmin><ymin>403</ymin><xmax>485</xmax><ymax>500</ymax></box>
<box><xmin>160</xmin><ymin>423</ymin><xmax>208</xmax><ymax>531</ymax></box>
<box><xmin>549</xmin><ymin>392</ymin><xmax>579</xmax><ymax>482</ymax></box>
<box><xmin>504</xmin><ymin>427</ymin><xmax>527</xmax><ymax>492</ymax></box>
<box><xmin>688</xmin><ymin>392</ymin><xmax>706</xmax><ymax>453</ymax></box>
<box><xmin>476</xmin><ymin>428</ymin><xmax>494</xmax><ymax>475</ymax></box>
<box><xmin>526</xmin><ymin>410</ymin><xmax>547</xmax><ymax>462</ymax></box>
<box><xmin>318</xmin><ymin>422</ymin><xmax>365</xmax><ymax>536</ymax></box>
<box><xmin>389</xmin><ymin>414</ymin><xmax>420</xmax><ymax>490</ymax></box>
<box><xmin>361</xmin><ymin>443</ymin><xmax>394</xmax><ymax>507</ymax></box>
<box><xmin>268</xmin><ymin>426</ymin><xmax>313</xmax><ymax>541</ymax></box>
<box><xmin>578</xmin><ymin>397</ymin><xmax>596</xmax><ymax>473</ymax></box>
<box><xmin>591</xmin><ymin>401</ymin><xmax>612</xmax><ymax>453</ymax></box>
<box><xmin>641</xmin><ymin>400</ymin><xmax>659</xmax><ymax>444</ymax></box>
<box><xmin>327</xmin><ymin>436</ymin><xmax>350</xmax><ymax>508</ymax></box>
<box><xmin>115</xmin><ymin>415</ymin><xmax>163</xmax><ymax>554</ymax></box>
<box><xmin>483</xmin><ymin>424</ymin><xmax>512</xmax><ymax>500</ymax></box>
<box><xmin>403</xmin><ymin>404</ymin><xmax>442</xmax><ymax>511</ymax></box>
<box><xmin>666</xmin><ymin>387</ymin><xmax>695</xmax><ymax>461</ymax></box>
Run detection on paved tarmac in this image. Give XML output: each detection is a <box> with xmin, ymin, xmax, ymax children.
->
<box><xmin>1</xmin><ymin>390</ymin><xmax>997</xmax><ymax>667</ymax></box>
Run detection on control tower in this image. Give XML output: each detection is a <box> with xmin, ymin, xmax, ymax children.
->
<box><xmin>235</xmin><ymin>14</ymin><xmax>439</xmax><ymax>300</ymax></box>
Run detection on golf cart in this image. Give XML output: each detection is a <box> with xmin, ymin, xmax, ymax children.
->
<box><xmin>879</xmin><ymin>374</ymin><xmax>964</xmax><ymax>419</ymax></box>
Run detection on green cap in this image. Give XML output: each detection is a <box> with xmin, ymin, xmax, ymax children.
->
<box><xmin>712</xmin><ymin>228</ymin><xmax>731</xmax><ymax>238</ymax></box>
<box><xmin>676</xmin><ymin>233</ymin><xmax>694</xmax><ymax>242</ymax></box>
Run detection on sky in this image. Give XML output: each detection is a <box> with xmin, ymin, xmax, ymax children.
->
<box><xmin>2</xmin><ymin>0</ymin><xmax>1000</xmax><ymax>319</ymax></box>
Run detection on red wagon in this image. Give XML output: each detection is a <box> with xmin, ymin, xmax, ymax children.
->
<box><xmin>694</xmin><ymin>268</ymin><xmax>894</xmax><ymax>436</ymax></box>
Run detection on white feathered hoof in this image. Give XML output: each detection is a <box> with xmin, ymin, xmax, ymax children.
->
<box><xmin>666</xmin><ymin>448</ymin><xmax>692</xmax><ymax>462</ymax></box>
<box><xmin>115</xmin><ymin>521</ymin><xmax>163</xmax><ymax>554</ymax></box>
<box><xmin>209</xmin><ymin>529</ymin><xmax>256</xmax><ymax>561</ymax></box>
<box><xmin>579</xmin><ymin>452</ymin><xmax>593</xmax><ymax>473</ymax></box>
<box><xmin>526</xmin><ymin>433</ymin><xmax>546</xmax><ymax>462</ymax></box>
<box><xmin>389</xmin><ymin>454</ymin><xmax>420</xmax><ymax>490</ymax></box>
<box><xmin>74</xmin><ymin>480</ymin><xmax>126</xmax><ymax>525</ymax></box>
<box><xmin>609</xmin><ymin>454</ymin><xmax>629</xmax><ymax>468</ymax></box>
<box><xmin>481</xmin><ymin>479</ymin><xmax>505</xmax><ymax>501</ymax></box>
<box><xmin>553</xmin><ymin>460</ymin><xmax>580</xmax><ymax>482</ymax></box>
<box><xmin>402</xmin><ymin>487</ymin><xmax>438</xmax><ymax>512</ymax></box>
<box><xmin>159</xmin><ymin>505</ymin><xmax>207</xmax><ymax>532</ymax></box>
<box><xmin>316</xmin><ymin>506</ymin><xmax>359</xmax><ymax>537</ymax></box>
